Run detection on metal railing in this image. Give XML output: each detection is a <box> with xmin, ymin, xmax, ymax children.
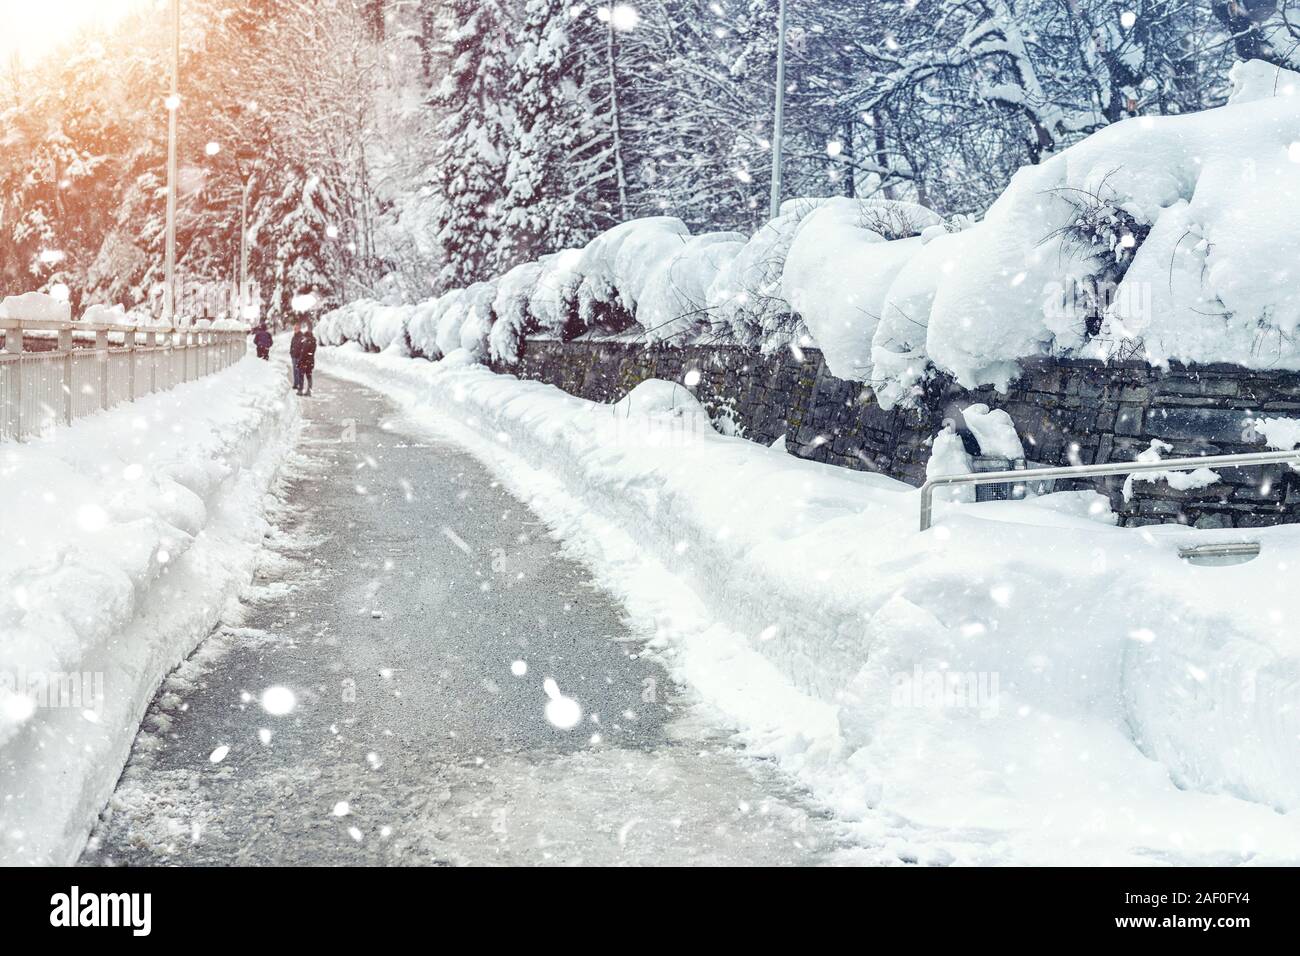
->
<box><xmin>0</xmin><ymin>317</ymin><xmax>249</xmax><ymax>441</ymax></box>
<box><xmin>918</xmin><ymin>449</ymin><xmax>1300</xmax><ymax>531</ymax></box>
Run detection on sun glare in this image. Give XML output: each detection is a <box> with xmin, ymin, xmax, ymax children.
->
<box><xmin>0</xmin><ymin>0</ymin><xmax>149</xmax><ymax>61</ymax></box>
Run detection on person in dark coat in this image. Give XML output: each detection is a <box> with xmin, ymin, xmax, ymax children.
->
<box><xmin>253</xmin><ymin>322</ymin><xmax>273</xmax><ymax>360</ymax></box>
<box><xmin>289</xmin><ymin>320</ymin><xmax>317</xmax><ymax>396</ymax></box>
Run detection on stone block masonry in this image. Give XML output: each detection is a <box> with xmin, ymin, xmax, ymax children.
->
<box><xmin>497</xmin><ymin>337</ymin><xmax>1300</xmax><ymax>529</ymax></box>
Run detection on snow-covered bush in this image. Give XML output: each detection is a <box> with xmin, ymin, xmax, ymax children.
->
<box><xmin>323</xmin><ymin>66</ymin><xmax>1300</xmax><ymax>396</ymax></box>
<box><xmin>782</xmin><ymin>198</ymin><xmax>941</xmax><ymax>381</ymax></box>
<box><xmin>317</xmin><ymin>301</ymin><xmax>360</xmax><ymax>346</ymax></box>
<box><xmin>458</xmin><ymin>281</ymin><xmax>498</xmax><ymax>360</ymax></box>
<box><xmin>528</xmin><ymin>248</ymin><xmax>584</xmax><ymax>338</ymax></box>
<box><xmin>869</xmin><ymin>227</ymin><xmax>975</xmax><ymax>409</ymax></box>
<box><xmin>404</xmin><ymin>298</ymin><xmax>441</xmax><ymax>357</ymax></box>
<box><xmin>489</xmin><ymin>261</ymin><xmax>545</xmax><ymax>364</ymax></box>
<box><xmin>707</xmin><ymin>197</ymin><xmax>826</xmax><ymax>347</ymax></box>
<box><xmin>575</xmin><ymin>217</ymin><xmax>688</xmax><ymax>334</ymax></box>
<box><xmin>368</xmin><ymin>304</ymin><xmax>413</xmax><ymax>353</ymax></box>
<box><xmin>637</xmin><ymin>232</ymin><xmax>745</xmax><ymax>343</ymax></box>
<box><xmin>431</xmin><ymin>288</ymin><xmax>469</xmax><ymax>358</ymax></box>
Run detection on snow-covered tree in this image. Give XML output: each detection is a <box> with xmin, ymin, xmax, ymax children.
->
<box><xmin>424</xmin><ymin>0</ymin><xmax>516</xmax><ymax>290</ymax></box>
<box><xmin>501</xmin><ymin>1</ymin><xmax>623</xmax><ymax>265</ymax></box>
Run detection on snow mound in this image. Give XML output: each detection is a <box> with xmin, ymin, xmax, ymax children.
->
<box><xmin>1228</xmin><ymin>59</ymin><xmax>1300</xmax><ymax>104</ymax></box>
<box><xmin>962</xmin><ymin>404</ymin><xmax>1026</xmax><ymax>459</ymax></box>
<box><xmin>613</xmin><ymin>379</ymin><xmax>709</xmax><ymax>419</ymax></box>
<box><xmin>925</xmin><ymin>423</ymin><xmax>974</xmax><ymax>503</ymax></box>
<box><xmin>0</xmin><ymin>292</ymin><xmax>71</xmax><ymax>323</ymax></box>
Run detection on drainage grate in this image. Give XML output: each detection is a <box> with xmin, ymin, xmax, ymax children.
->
<box><xmin>971</xmin><ymin>457</ymin><xmax>1057</xmax><ymax>501</ymax></box>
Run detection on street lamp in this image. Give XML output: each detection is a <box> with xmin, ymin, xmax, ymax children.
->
<box><xmin>233</xmin><ymin>146</ymin><xmax>259</xmax><ymax>325</ymax></box>
<box><xmin>768</xmin><ymin>0</ymin><xmax>788</xmax><ymax>223</ymax></box>
<box><xmin>163</xmin><ymin>0</ymin><xmax>180</xmax><ymax>325</ymax></box>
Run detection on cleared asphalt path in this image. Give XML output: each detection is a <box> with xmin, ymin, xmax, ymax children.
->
<box><xmin>80</xmin><ymin>371</ymin><xmax>844</xmax><ymax>866</ymax></box>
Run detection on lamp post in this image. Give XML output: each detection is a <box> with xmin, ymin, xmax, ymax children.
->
<box><xmin>767</xmin><ymin>0</ymin><xmax>788</xmax><ymax>222</ymax></box>
<box><xmin>233</xmin><ymin>147</ymin><xmax>259</xmax><ymax>324</ymax></box>
<box><xmin>163</xmin><ymin>0</ymin><xmax>180</xmax><ymax>325</ymax></box>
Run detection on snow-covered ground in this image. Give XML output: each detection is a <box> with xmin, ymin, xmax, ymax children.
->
<box><xmin>0</xmin><ymin>354</ymin><xmax>297</xmax><ymax>865</ymax></box>
<box><xmin>320</xmin><ymin>343</ymin><xmax>1300</xmax><ymax>866</ymax></box>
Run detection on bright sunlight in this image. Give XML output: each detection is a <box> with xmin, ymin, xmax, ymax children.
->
<box><xmin>0</xmin><ymin>0</ymin><xmax>148</xmax><ymax>62</ymax></box>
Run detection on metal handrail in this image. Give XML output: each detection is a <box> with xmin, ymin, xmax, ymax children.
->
<box><xmin>1</xmin><ymin>314</ymin><xmax>250</xmax><ymax>441</ymax></box>
<box><xmin>918</xmin><ymin>449</ymin><xmax>1300</xmax><ymax>531</ymax></box>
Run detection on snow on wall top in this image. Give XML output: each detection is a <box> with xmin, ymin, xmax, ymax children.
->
<box><xmin>319</xmin><ymin>61</ymin><xmax>1300</xmax><ymax>400</ymax></box>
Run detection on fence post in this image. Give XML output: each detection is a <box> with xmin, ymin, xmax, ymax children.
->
<box><xmin>2</xmin><ymin>321</ymin><xmax>21</xmax><ymax>439</ymax></box>
<box><xmin>150</xmin><ymin>330</ymin><xmax>160</xmax><ymax>394</ymax></box>
<box><xmin>59</xmin><ymin>326</ymin><xmax>74</xmax><ymax>426</ymax></box>
<box><xmin>96</xmin><ymin>328</ymin><xmax>109</xmax><ymax>411</ymax></box>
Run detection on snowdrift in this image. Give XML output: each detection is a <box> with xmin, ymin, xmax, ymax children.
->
<box><xmin>320</xmin><ymin>342</ymin><xmax>1300</xmax><ymax>865</ymax></box>
<box><xmin>319</xmin><ymin>59</ymin><xmax>1300</xmax><ymax>407</ymax></box>
<box><xmin>0</xmin><ymin>357</ymin><xmax>297</xmax><ymax>864</ymax></box>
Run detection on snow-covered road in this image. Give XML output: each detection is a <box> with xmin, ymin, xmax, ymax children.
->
<box><xmin>79</xmin><ymin>373</ymin><xmax>845</xmax><ymax>866</ymax></box>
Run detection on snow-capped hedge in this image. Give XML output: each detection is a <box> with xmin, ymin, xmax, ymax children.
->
<box><xmin>319</xmin><ymin>59</ymin><xmax>1300</xmax><ymax>402</ymax></box>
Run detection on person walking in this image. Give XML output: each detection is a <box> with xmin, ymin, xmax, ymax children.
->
<box><xmin>289</xmin><ymin>320</ymin><xmax>317</xmax><ymax>396</ymax></box>
<box><xmin>253</xmin><ymin>322</ymin><xmax>273</xmax><ymax>360</ymax></box>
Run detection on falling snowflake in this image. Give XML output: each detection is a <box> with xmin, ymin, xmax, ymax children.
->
<box><xmin>543</xmin><ymin>678</ymin><xmax>582</xmax><ymax>730</ymax></box>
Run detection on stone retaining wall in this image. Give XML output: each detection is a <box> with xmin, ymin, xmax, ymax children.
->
<box><xmin>495</xmin><ymin>337</ymin><xmax>1300</xmax><ymax>528</ymax></box>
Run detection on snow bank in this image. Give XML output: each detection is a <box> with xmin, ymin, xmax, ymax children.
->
<box><xmin>320</xmin><ymin>343</ymin><xmax>1300</xmax><ymax>864</ymax></box>
<box><xmin>0</xmin><ymin>356</ymin><xmax>297</xmax><ymax>864</ymax></box>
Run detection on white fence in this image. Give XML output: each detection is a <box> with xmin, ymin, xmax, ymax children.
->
<box><xmin>0</xmin><ymin>318</ymin><xmax>248</xmax><ymax>441</ymax></box>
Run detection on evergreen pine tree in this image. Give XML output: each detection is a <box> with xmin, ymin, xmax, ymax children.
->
<box><xmin>426</xmin><ymin>0</ymin><xmax>514</xmax><ymax>291</ymax></box>
<box><xmin>502</xmin><ymin>0</ymin><xmax>619</xmax><ymax>267</ymax></box>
